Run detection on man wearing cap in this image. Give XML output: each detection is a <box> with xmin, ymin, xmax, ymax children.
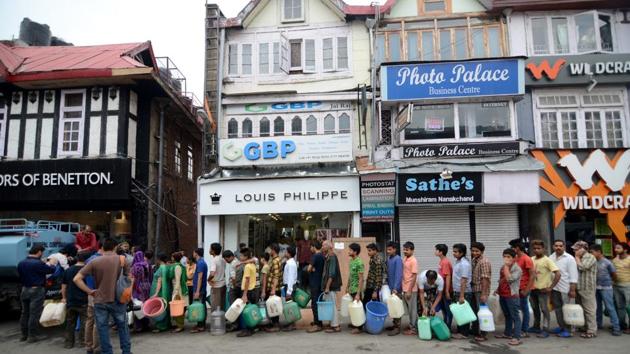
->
<box><xmin>573</xmin><ymin>240</ymin><xmax>597</xmax><ymax>338</ymax></box>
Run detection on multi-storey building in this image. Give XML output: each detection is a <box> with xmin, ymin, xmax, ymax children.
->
<box><xmin>496</xmin><ymin>0</ymin><xmax>630</xmax><ymax>249</ymax></box>
<box><xmin>366</xmin><ymin>0</ymin><xmax>544</xmax><ymax>281</ymax></box>
<box><xmin>0</xmin><ymin>41</ymin><xmax>203</xmax><ymax>254</ymax></box>
<box><xmin>199</xmin><ymin>0</ymin><xmax>374</xmax><ymax>255</ymax></box>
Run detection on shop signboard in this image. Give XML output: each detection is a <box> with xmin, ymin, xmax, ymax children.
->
<box><xmin>381</xmin><ymin>58</ymin><xmax>524</xmax><ymax>101</ymax></box>
<box><xmin>199</xmin><ymin>176</ymin><xmax>360</xmax><ymax>215</ymax></box>
<box><xmin>225</xmin><ymin>101</ymin><xmax>353</xmax><ymax>115</ymax></box>
<box><xmin>402</xmin><ymin>142</ymin><xmax>520</xmax><ymax>159</ymax></box>
<box><xmin>397</xmin><ymin>173</ymin><xmax>483</xmax><ymax>205</ymax></box>
<box><xmin>525</xmin><ymin>54</ymin><xmax>630</xmax><ymax>86</ymax></box>
<box><xmin>361</xmin><ymin>173</ymin><xmax>396</xmax><ymax>222</ymax></box>
<box><xmin>0</xmin><ymin>158</ymin><xmax>131</xmax><ymax>202</ymax></box>
<box><xmin>219</xmin><ymin>133</ymin><xmax>353</xmax><ymax>167</ymax></box>
<box><xmin>531</xmin><ymin>149</ymin><xmax>630</xmax><ymax>243</ymax></box>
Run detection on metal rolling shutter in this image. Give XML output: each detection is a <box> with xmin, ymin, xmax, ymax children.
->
<box><xmin>399</xmin><ymin>207</ymin><xmax>471</xmax><ymax>274</ymax></box>
<box><xmin>475</xmin><ymin>205</ymin><xmax>520</xmax><ymax>287</ymax></box>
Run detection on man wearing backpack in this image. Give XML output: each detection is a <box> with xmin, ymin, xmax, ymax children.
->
<box><xmin>74</xmin><ymin>238</ymin><xmax>131</xmax><ymax>354</ymax></box>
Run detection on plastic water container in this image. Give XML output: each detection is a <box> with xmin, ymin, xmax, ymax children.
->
<box><xmin>132</xmin><ymin>298</ymin><xmax>145</xmax><ymax>319</ymax></box>
<box><xmin>349</xmin><ymin>300</ymin><xmax>366</xmax><ymax>327</ymax></box>
<box><xmin>477</xmin><ymin>304</ymin><xmax>495</xmax><ymax>332</ymax></box>
<box><xmin>379</xmin><ymin>285</ymin><xmax>391</xmax><ymax>304</ymax></box>
<box><xmin>563</xmin><ymin>304</ymin><xmax>585</xmax><ymax>327</ymax></box>
<box><xmin>242</xmin><ymin>303</ymin><xmax>262</xmax><ymax>328</ymax></box>
<box><xmin>266</xmin><ymin>295</ymin><xmax>283</xmax><ymax>318</ymax></box>
<box><xmin>258</xmin><ymin>299</ymin><xmax>270</xmax><ymax>326</ymax></box>
<box><xmin>187</xmin><ymin>301</ymin><xmax>206</xmax><ymax>323</ymax></box>
<box><xmin>293</xmin><ymin>287</ymin><xmax>311</xmax><ymax>308</ymax></box>
<box><xmin>487</xmin><ymin>295</ymin><xmax>504</xmax><ymax>325</ymax></box>
<box><xmin>365</xmin><ymin>301</ymin><xmax>388</xmax><ymax>334</ymax></box>
<box><xmin>142</xmin><ymin>297</ymin><xmax>167</xmax><ymax>322</ymax></box>
<box><xmin>210</xmin><ymin>309</ymin><xmax>226</xmax><ymax>335</ymax></box>
<box><xmin>449</xmin><ymin>300</ymin><xmax>477</xmax><ymax>326</ymax></box>
<box><xmin>225</xmin><ymin>298</ymin><xmax>245</xmax><ymax>323</ymax></box>
<box><xmin>340</xmin><ymin>294</ymin><xmax>353</xmax><ymax>318</ymax></box>
<box><xmin>387</xmin><ymin>295</ymin><xmax>404</xmax><ymax>319</ymax></box>
<box><xmin>417</xmin><ymin>316</ymin><xmax>431</xmax><ymax>340</ymax></box>
<box><xmin>283</xmin><ymin>300</ymin><xmax>302</xmax><ymax>324</ymax></box>
<box><xmin>430</xmin><ymin>316</ymin><xmax>451</xmax><ymax>341</ymax></box>
<box><xmin>316</xmin><ymin>293</ymin><xmax>334</xmax><ymax>322</ymax></box>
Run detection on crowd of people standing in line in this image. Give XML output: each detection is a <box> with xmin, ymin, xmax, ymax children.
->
<box><xmin>16</xmin><ymin>228</ymin><xmax>630</xmax><ymax>353</ymax></box>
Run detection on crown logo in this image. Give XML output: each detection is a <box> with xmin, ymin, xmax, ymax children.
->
<box><xmin>211</xmin><ymin>193</ymin><xmax>221</xmax><ymax>204</ymax></box>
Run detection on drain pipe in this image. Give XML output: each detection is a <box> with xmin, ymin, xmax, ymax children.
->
<box><xmin>154</xmin><ymin>103</ymin><xmax>166</xmax><ymax>256</ymax></box>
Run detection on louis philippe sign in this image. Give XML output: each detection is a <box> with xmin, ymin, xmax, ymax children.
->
<box><xmin>381</xmin><ymin>58</ymin><xmax>524</xmax><ymax>101</ymax></box>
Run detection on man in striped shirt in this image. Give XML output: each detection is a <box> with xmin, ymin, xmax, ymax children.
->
<box><xmin>573</xmin><ymin>241</ymin><xmax>597</xmax><ymax>338</ymax></box>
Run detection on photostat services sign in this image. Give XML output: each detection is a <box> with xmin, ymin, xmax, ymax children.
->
<box><xmin>381</xmin><ymin>58</ymin><xmax>524</xmax><ymax>101</ymax></box>
<box><xmin>361</xmin><ymin>173</ymin><xmax>396</xmax><ymax>222</ymax></box>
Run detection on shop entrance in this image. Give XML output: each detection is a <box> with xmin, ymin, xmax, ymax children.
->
<box><xmin>225</xmin><ymin>212</ymin><xmax>353</xmax><ymax>258</ymax></box>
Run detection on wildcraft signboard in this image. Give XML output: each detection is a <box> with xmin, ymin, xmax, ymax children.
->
<box><xmin>531</xmin><ymin>149</ymin><xmax>630</xmax><ymax>243</ymax></box>
<box><xmin>0</xmin><ymin>158</ymin><xmax>131</xmax><ymax>202</ymax></box>
<box><xmin>525</xmin><ymin>54</ymin><xmax>630</xmax><ymax>86</ymax></box>
<box><xmin>361</xmin><ymin>173</ymin><xmax>396</xmax><ymax>222</ymax></box>
<box><xmin>402</xmin><ymin>142</ymin><xmax>520</xmax><ymax>159</ymax></box>
<box><xmin>397</xmin><ymin>173</ymin><xmax>483</xmax><ymax>205</ymax></box>
<box><xmin>381</xmin><ymin>58</ymin><xmax>524</xmax><ymax>101</ymax></box>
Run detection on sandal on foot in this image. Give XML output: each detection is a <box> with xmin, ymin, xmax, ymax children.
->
<box><xmin>325</xmin><ymin>326</ymin><xmax>341</xmax><ymax>333</ymax></box>
<box><xmin>508</xmin><ymin>339</ymin><xmax>522</xmax><ymax>346</ymax></box>
<box><xmin>494</xmin><ymin>334</ymin><xmax>511</xmax><ymax>339</ymax></box>
<box><xmin>474</xmin><ymin>336</ymin><xmax>488</xmax><ymax>342</ymax></box>
<box><xmin>580</xmin><ymin>332</ymin><xmax>596</xmax><ymax>339</ymax></box>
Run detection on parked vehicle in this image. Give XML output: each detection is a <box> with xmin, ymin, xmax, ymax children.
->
<box><xmin>0</xmin><ymin>219</ymin><xmax>78</xmax><ymax>311</ymax></box>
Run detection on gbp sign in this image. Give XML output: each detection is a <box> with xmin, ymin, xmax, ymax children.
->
<box><xmin>244</xmin><ymin>140</ymin><xmax>296</xmax><ymax>160</ymax></box>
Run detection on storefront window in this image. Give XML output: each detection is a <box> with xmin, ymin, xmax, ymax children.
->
<box><xmin>405</xmin><ymin>104</ymin><xmax>455</xmax><ymax>140</ymax></box>
<box><xmin>291</xmin><ymin>116</ymin><xmax>302</xmax><ymax>135</ymax></box>
<box><xmin>242</xmin><ymin>118</ymin><xmax>253</xmax><ymax>138</ymax></box>
<box><xmin>228</xmin><ymin>118</ymin><xmax>238</xmax><ymax>138</ymax></box>
<box><xmin>260</xmin><ymin>117</ymin><xmax>270</xmax><ymax>137</ymax></box>
<box><xmin>535</xmin><ymin>89</ymin><xmax>626</xmax><ymax>148</ymax></box>
<box><xmin>274</xmin><ymin>116</ymin><xmax>284</xmax><ymax>136</ymax></box>
<box><xmin>459</xmin><ymin>102</ymin><xmax>511</xmax><ymax>138</ymax></box>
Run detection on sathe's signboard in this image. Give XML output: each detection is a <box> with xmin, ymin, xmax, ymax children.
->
<box><xmin>403</xmin><ymin>142</ymin><xmax>520</xmax><ymax>159</ymax></box>
<box><xmin>381</xmin><ymin>58</ymin><xmax>524</xmax><ymax>101</ymax></box>
<box><xmin>531</xmin><ymin>149</ymin><xmax>630</xmax><ymax>243</ymax></box>
<box><xmin>525</xmin><ymin>54</ymin><xmax>630</xmax><ymax>86</ymax></box>
<box><xmin>199</xmin><ymin>176</ymin><xmax>360</xmax><ymax>215</ymax></box>
<box><xmin>219</xmin><ymin>134</ymin><xmax>353</xmax><ymax>167</ymax></box>
<box><xmin>0</xmin><ymin>158</ymin><xmax>131</xmax><ymax>202</ymax></box>
<box><xmin>397</xmin><ymin>173</ymin><xmax>482</xmax><ymax>205</ymax></box>
<box><xmin>361</xmin><ymin>173</ymin><xmax>396</xmax><ymax>222</ymax></box>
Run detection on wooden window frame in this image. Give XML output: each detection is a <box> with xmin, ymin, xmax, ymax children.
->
<box><xmin>57</xmin><ymin>89</ymin><xmax>86</xmax><ymax>157</ymax></box>
<box><xmin>417</xmin><ymin>0</ymin><xmax>451</xmax><ymax>15</ymax></box>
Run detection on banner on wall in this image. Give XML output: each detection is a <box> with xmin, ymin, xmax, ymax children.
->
<box><xmin>397</xmin><ymin>172</ymin><xmax>483</xmax><ymax>205</ymax></box>
<box><xmin>531</xmin><ymin>149</ymin><xmax>630</xmax><ymax>243</ymax></box>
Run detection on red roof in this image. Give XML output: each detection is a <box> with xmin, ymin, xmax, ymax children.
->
<box><xmin>0</xmin><ymin>42</ymin><xmax>154</xmax><ymax>82</ymax></box>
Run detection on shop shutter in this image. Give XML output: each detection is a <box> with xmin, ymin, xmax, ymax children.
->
<box><xmin>475</xmin><ymin>205</ymin><xmax>520</xmax><ymax>287</ymax></box>
<box><xmin>398</xmin><ymin>206</ymin><xmax>471</xmax><ymax>275</ymax></box>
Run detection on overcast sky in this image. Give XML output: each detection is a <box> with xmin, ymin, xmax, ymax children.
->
<box><xmin>0</xmin><ymin>0</ymin><xmax>375</xmax><ymax>100</ymax></box>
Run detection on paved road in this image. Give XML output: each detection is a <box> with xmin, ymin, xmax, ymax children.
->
<box><xmin>0</xmin><ymin>316</ymin><xmax>628</xmax><ymax>354</ymax></box>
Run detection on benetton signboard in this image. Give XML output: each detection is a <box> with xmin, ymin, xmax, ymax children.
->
<box><xmin>525</xmin><ymin>54</ymin><xmax>630</xmax><ymax>86</ymax></box>
<box><xmin>397</xmin><ymin>173</ymin><xmax>483</xmax><ymax>205</ymax></box>
<box><xmin>381</xmin><ymin>58</ymin><xmax>524</xmax><ymax>101</ymax></box>
<box><xmin>403</xmin><ymin>142</ymin><xmax>520</xmax><ymax>159</ymax></box>
<box><xmin>0</xmin><ymin>158</ymin><xmax>131</xmax><ymax>202</ymax></box>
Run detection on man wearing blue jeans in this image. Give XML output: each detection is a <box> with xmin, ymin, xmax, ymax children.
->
<box><xmin>591</xmin><ymin>244</ymin><xmax>621</xmax><ymax>336</ymax></box>
<box><xmin>74</xmin><ymin>238</ymin><xmax>131</xmax><ymax>354</ymax></box>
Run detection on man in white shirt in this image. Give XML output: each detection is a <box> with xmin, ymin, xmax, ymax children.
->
<box><xmin>208</xmin><ymin>243</ymin><xmax>226</xmax><ymax>312</ymax></box>
<box><xmin>549</xmin><ymin>239</ymin><xmax>578</xmax><ymax>338</ymax></box>
<box><xmin>282</xmin><ymin>246</ymin><xmax>298</xmax><ymax>331</ymax></box>
<box><xmin>417</xmin><ymin>270</ymin><xmax>444</xmax><ymax>317</ymax></box>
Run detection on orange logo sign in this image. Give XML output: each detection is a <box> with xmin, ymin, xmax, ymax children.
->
<box><xmin>531</xmin><ymin>149</ymin><xmax>629</xmax><ymax>243</ymax></box>
<box><xmin>526</xmin><ymin>59</ymin><xmax>566</xmax><ymax>80</ymax></box>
